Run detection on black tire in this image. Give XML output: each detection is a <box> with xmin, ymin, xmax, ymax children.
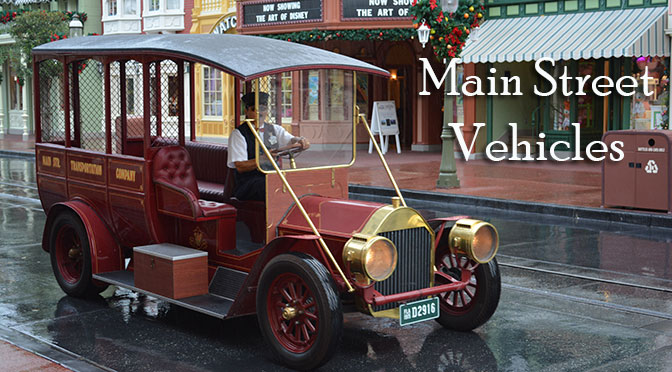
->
<box><xmin>256</xmin><ymin>253</ymin><xmax>343</xmax><ymax>370</ymax></box>
<box><xmin>49</xmin><ymin>211</ymin><xmax>106</xmax><ymax>297</ymax></box>
<box><xmin>435</xmin><ymin>250</ymin><xmax>501</xmax><ymax>332</ymax></box>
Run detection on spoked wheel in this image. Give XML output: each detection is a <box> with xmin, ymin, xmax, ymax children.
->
<box><xmin>434</xmin><ymin>248</ymin><xmax>501</xmax><ymax>331</ymax></box>
<box><xmin>257</xmin><ymin>253</ymin><xmax>342</xmax><ymax>370</ymax></box>
<box><xmin>49</xmin><ymin>211</ymin><xmax>106</xmax><ymax>297</ymax></box>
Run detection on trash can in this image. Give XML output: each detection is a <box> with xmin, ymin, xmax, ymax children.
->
<box><xmin>603</xmin><ymin>130</ymin><xmax>672</xmax><ymax>213</ymax></box>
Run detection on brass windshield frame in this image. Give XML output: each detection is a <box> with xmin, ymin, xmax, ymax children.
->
<box><xmin>252</xmin><ymin>71</ymin><xmax>357</xmax><ymax>174</ymax></box>
<box><xmin>243</xmin><ymin>118</ymin><xmax>355</xmax><ymax>293</ymax></box>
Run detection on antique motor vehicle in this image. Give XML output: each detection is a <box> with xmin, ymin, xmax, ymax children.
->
<box><xmin>33</xmin><ymin>34</ymin><xmax>501</xmax><ymax>370</ymax></box>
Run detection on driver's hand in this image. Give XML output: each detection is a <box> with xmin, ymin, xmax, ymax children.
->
<box><xmin>269</xmin><ymin>149</ymin><xmax>279</xmax><ymax>157</ymax></box>
<box><xmin>298</xmin><ymin>137</ymin><xmax>310</xmax><ymax>150</ymax></box>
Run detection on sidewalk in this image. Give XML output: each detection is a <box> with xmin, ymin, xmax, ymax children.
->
<box><xmin>0</xmin><ymin>339</ymin><xmax>72</xmax><ymax>372</ymax></box>
<box><xmin>349</xmin><ymin>150</ymin><xmax>603</xmax><ymax>208</ymax></box>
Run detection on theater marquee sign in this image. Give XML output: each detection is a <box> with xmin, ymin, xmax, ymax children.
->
<box><xmin>341</xmin><ymin>0</ymin><xmax>413</xmax><ymax>20</ymax></box>
<box><xmin>241</xmin><ymin>0</ymin><xmax>322</xmax><ymax>27</ymax></box>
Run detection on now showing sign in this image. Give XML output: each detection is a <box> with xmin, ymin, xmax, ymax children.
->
<box><xmin>242</xmin><ymin>0</ymin><xmax>322</xmax><ymax>26</ymax></box>
<box><xmin>342</xmin><ymin>0</ymin><xmax>413</xmax><ymax>19</ymax></box>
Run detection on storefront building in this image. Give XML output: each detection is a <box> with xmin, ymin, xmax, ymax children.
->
<box><xmin>190</xmin><ymin>0</ymin><xmax>239</xmax><ymax>140</ymax></box>
<box><xmin>235</xmin><ymin>0</ymin><xmax>444</xmax><ymax>151</ymax></box>
<box><xmin>0</xmin><ymin>0</ymin><xmax>101</xmax><ymax>140</ymax></box>
<box><xmin>460</xmin><ymin>0</ymin><xmax>670</xmax><ymax>156</ymax></box>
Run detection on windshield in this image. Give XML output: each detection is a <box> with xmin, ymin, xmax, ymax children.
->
<box><xmin>246</xmin><ymin>69</ymin><xmax>355</xmax><ymax>172</ymax></box>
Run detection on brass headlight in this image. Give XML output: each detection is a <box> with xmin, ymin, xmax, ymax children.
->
<box><xmin>343</xmin><ymin>235</ymin><xmax>398</xmax><ymax>282</ymax></box>
<box><xmin>448</xmin><ymin>219</ymin><xmax>499</xmax><ymax>263</ymax></box>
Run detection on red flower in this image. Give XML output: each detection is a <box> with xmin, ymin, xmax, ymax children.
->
<box><xmin>436</xmin><ymin>11</ymin><xmax>443</xmax><ymax>22</ymax></box>
<box><xmin>430</xmin><ymin>0</ymin><xmax>437</xmax><ymax>10</ymax></box>
<box><xmin>412</xmin><ymin>0</ymin><xmax>417</xmax><ymax>5</ymax></box>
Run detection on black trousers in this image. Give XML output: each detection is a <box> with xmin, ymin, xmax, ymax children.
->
<box><xmin>233</xmin><ymin>174</ymin><xmax>265</xmax><ymax>201</ymax></box>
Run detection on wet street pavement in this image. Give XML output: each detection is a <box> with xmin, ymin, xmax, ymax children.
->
<box><xmin>2</xmin><ymin>155</ymin><xmax>672</xmax><ymax>371</ymax></box>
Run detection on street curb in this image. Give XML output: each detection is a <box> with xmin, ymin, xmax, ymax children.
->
<box><xmin>349</xmin><ymin>184</ymin><xmax>672</xmax><ymax>228</ymax></box>
<box><xmin>0</xmin><ymin>149</ymin><xmax>34</xmax><ymax>159</ymax></box>
<box><xmin>0</xmin><ymin>326</ymin><xmax>111</xmax><ymax>372</ymax></box>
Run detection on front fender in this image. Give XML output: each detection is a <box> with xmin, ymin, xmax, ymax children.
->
<box><xmin>226</xmin><ymin>234</ymin><xmax>328</xmax><ymax>318</ymax></box>
<box><xmin>42</xmin><ymin>200</ymin><xmax>122</xmax><ymax>274</ymax></box>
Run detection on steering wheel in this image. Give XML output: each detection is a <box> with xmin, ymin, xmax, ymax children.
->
<box><xmin>274</xmin><ymin>143</ymin><xmax>306</xmax><ymax>158</ymax></box>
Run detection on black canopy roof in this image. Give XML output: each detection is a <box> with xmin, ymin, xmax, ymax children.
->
<box><xmin>32</xmin><ymin>34</ymin><xmax>390</xmax><ymax>80</ymax></box>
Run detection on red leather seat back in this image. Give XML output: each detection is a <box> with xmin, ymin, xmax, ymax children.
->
<box><xmin>152</xmin><ymin>146</ymin><xmax>199</xmax><ymax>198</ymax></box>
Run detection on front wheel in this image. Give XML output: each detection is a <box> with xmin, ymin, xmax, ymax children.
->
<box><xmin>49</xmin><ymin>211</ymin><xmax>106</xmax><ymax>297</ymax></box>
<box><xmin>256</xmin><ymin>253</ymin><xmax>342</xmax><ymax>370</ymax></box>
<box><xmin>434</xmin><ymin>248</ymin><xmax>501</xmax><ymax>331</ymax></box>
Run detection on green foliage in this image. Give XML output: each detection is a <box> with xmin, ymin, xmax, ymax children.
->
<box><xmin>263</xmin><ymin>28</ymin><xmax>417</xmax><ymax>43</ymax></box>
<box><xmin>409</xmin><ymin>0</ymin><xmax>485</xmax><ymax>62</ymax></box>
<box><xmin>0</xmin><ymin>10</ymin><xmax>69</xmax><ymax>84</ymax></box>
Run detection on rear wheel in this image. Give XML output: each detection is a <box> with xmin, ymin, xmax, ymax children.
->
<box><xmin>257</xmin><ymin>253</ymin><xmax>342</xmax><ymax>370</ymax></box>
<box><xmin>49</xmin><ymin>211</ymin><xmax>106</xmax><ymax>297</ymax></box>
<box><xmin>434</xmin><ymin>248</ymin><xmax>500</xmax><ymax>331</ymax></box>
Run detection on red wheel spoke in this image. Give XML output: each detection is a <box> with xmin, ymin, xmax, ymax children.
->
<box><xmin>304</xmin><ymin>318</ymin><xmax>316</xmax><ymax>332</ymax></box>
<box><xmin>301</xmin><ymin>324</ymin><xmax>310</xmax><ymax>341</ymax></box>
<box><xmin>280</xmin><ymin>287</ymin><xmax>293</xmax><ymax>303</ymax></box>
<box><xmin>288</xmin><ymin>281</ymin><xmax>298</xmax><ymax>300</ymax></box>
<box><xmin>304</xmin><ymin>311</ymin><xmax>318</xmax><ymax>320</ymax></box>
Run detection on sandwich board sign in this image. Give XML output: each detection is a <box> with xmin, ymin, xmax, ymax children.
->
<box><xmin>369</xmin><ymin>101</ymin><xmax>401</xmax><ymax>154</ymax></box>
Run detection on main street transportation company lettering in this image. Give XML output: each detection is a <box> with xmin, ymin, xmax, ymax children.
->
<box><xmin>115</xmin><ymin>168</ymin><xmax>136</xmax><ymax>182</ymax></box>
<box><xmin>70</xmin><ymin>160</ymin><xmax>102</xmax><ymax>176</ymax></box>
<box><xmin>342</xmin><ymin>0</ymin><xmax>412</xmax><ymax>19</ymax></box>
<box><xmin>242</xmin><ymin>0</ymin><xmax>321</xmax><ymax>26</ymax></box>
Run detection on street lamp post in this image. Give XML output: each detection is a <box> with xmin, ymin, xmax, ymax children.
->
<box><xmin>416</xmin><ymin>0</ymin><xmax>461</xmax><ymax>188</ymax></box>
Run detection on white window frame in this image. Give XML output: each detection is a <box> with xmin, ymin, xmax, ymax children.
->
<box><xmin>202</xmin><ymin>65</ymin><xmax>223</xmax><ymax>120</ymax></box>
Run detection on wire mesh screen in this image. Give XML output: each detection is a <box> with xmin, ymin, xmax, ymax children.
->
<box><xmin>124</xmin><ymin>60</ymin><xmax>145</xmax><ymax>140</ymax></box>
<box><xmin>109</xmin><ymin>61</ymin><xmax>121</xmax><ymax>154</ymax></box>
<box><xmin>250</xmin><ymin>75</ymin><xmax>279</xmax><ymax>126</ymax></box>
<box><xmin>149</xmin><ymin>60</ymin><xmax>180</xmax><ymax>147</ymax></box>
<box><xmin>38</xmin><ymin>59</ymin><xmax>65</xmax><ymax>144</ymax></box>
<box><xmin>74</xmin><ymin>59</ymin><xmax>105</xmax><ymax>152</ymax></box>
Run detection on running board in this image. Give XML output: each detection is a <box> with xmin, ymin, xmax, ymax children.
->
<box><xmin>93</xmin><ymin>271</ymin><xmax>233</xmax><ymax>319</ymax></box>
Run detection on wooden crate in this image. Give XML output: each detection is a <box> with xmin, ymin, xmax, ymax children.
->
<box><xmin>133</xmin><ymin>243</ymin><xmax>208</xmax><ymax>299</ymax></box>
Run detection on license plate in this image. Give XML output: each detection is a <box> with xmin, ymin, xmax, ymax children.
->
<box><xmin>399</xmin><ymin>297</ymin><xmax>440</xmax><ymax>326</ymax></box>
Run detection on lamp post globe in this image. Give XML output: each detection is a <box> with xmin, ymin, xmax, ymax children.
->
<box><xmin>69</xmin><ymin>14</ymin><xmax>83</xmax><ymax>38</ymax></box>
<box><xmin>441</xmin><ymin>0</ymin><xmax>459</xmax><ymax>13</ymax></box>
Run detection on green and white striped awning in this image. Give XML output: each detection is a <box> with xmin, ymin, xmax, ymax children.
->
<box><xmin>461</xmin><ymin>7</ymin><xmax>669</xmax><ymax>63</ymax></box>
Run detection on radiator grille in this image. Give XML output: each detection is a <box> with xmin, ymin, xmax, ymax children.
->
<box><xmin>373</xmin><ymin>227</ymin><xmax>432</xmax><ymax>311</ymax></box>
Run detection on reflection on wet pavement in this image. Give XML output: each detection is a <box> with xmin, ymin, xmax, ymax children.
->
<box><xmin>2</xmin><ymin>156</ymin><xmax>672</xmax><ymax>371</ymax></box>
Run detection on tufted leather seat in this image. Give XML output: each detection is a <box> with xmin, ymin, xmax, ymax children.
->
<box><xmin>152</xmin><ymin>146</ymin><xmax>235</xmax><ymax>220</ymax></box>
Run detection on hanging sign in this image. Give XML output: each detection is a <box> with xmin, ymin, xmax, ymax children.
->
<box><xmin>242</xmin><ymin>0</ymin><xmax>322</xmax><ymax>27</ymax></box>
<box><xmin>341</xmin><ymin>0</ymin><xmax>412</xmax><ymax>20</ymax></box>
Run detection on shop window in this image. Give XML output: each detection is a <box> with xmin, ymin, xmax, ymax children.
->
<box><xmin>281</xmin><ymin>72</ymin><xmax>292</xmax><ymax>123</ymax></box>
<box><xmin>127</xmin><ymin>76</ymin><xmax>136</xmax><ymax>115</ymax></box>
<box><xmin>149</xmin><ymin>0</ymin><xmax>160</xmax><ymax>11</ymax></box>
<box><xmin>168</xmin><ymin>75</ymin><xmax>178</xmax><ymax>117</ymax></box>
<box><xmin>10</xmin><ymin>78</ymin><xmax>22</xmax><ymax>111</ymax></box>
<box><xmin>202</xmin><ymin>65</ymin><xmax>223</xmax><ymax>118</ymax></box>
<box><xmin>124</xmin><ymin>0</ymin><xmax>138</xmax><ymax>15</ymax></box>
<box><xmin>356</xmin><ymin>73</ymin><xmax>369</xmax><ymax>119</ymax></box>
<box><xmin>301</xmin><ymin>70</ymin><xmax>352</xmax><ymax>122</ymax></box>
<box><xmin>166</xmin><ymin>0</ymin><xmax>180</xmax><ymax>10</ymax></box>
<box><xmin>303</xmin><ymin>70</ymin><xmax>320</xmax><ymax>121</ymax></box>
<box><xmin>108</xmin><ymin>0</ymin><xmax>118</xmax><ymax>16</ymax></box>
<box><xmin>576</xmin><ymin>60</ymin><xmax>597</xmax><ymax>130</ymax></box>
<box><xmin>631</xmin><ymin>56</ymin><xmax>669</xmax><ymax>130</ymax></box>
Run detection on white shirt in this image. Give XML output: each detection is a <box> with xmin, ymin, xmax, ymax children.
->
<box><xmin>227</xmin><ymin>123</ymin><xmax>294</xmax><ymax>169</ymax></box>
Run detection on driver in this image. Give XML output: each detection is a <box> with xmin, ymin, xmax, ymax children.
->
<box><xmin>227</xmin><ymin>92</ymin><xmax>310</xmax><ymax>201</ymax></box>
